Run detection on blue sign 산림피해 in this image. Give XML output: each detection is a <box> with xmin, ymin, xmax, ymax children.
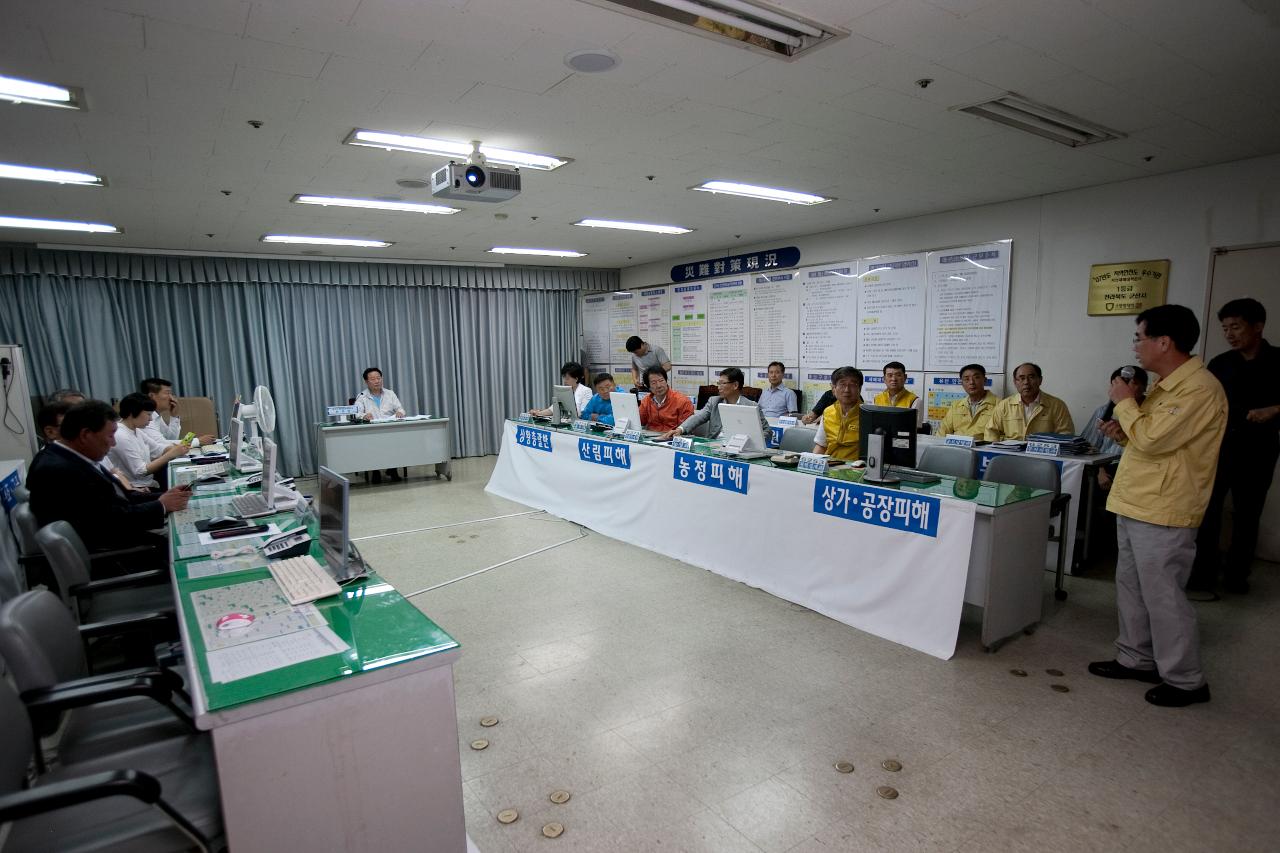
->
<box><xmin>578</xmin><ymin>437</ymin><xmax>631</xmax><ymax>469</ymax></box>
<box><xmin>671</xmin><ymin>247</ymin><xmax>801</xmax><ymax>283</ymax></box>
<box><xmin>812</xmin><ymin>480</ymin><xmax>940</xmax><ymax>537</ymax></box>
<box><xmin>672</xmin><ymin>451</ymin><xmax>748</xmax><ymax>494</ymax></box>
<box><xmin>515</xmin><ymin>425</ymin><xmax>553</xmax><ymax>452</ymax></box>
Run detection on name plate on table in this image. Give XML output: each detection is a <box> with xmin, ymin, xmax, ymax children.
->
<box><xmin>1026</xmin><ymin>441</ymin><xmax>1061</xmax><ymax>457</ymax></box>
<box><xmin>515</xmin><ymin>425</ymin><xmax>553</xmax><ymax>452</ymax></box>
<box><xmin>723</xmin><ymin>433</ymin><xmax>749</xmax><ymax>455</ymax></box>
<box><xmin>673</xmin><ymin>451</ymin><xmax>748</xmax><ymax>494</ymax></box>
<box><xmin>572</xmin><ymin>420</ymin><xmax>592</xmax><ymax>433</ymax></box>
<box><xmin>578</xmin><ymin>437</ymin><xmax>631</xmax><ymax>469</ymax></box>
<box><xmin>612</xmin><ymin>417</ymin><xmax>630</xmax><ymax>435</ymax></box>
<box><xmin>943</xmin><ymin>434</ymin><xmax>975</xmax><ymax>448</ymax></box>
<box><xmin>813</xmin><ymin>481</ymin><xmax>940</xmax><ymax>537</ymax></box>
<box><xmin>797</xmin><ymin>452</ymin><xmax>829</xmax><ymax>475</ymax></box>
<box><xmin>517</xmin><ymin>413</ymin><xmax>532</xmax><ymax>423</ymax></box>
<box><xmin>769</xmin><ymin>426</ymin><xmax>784</xmax><ymax>448</ymax></box>
<box><xmin>623</xmin><ymin>428</ymin><xmax>642</xmax><ymax>442</ymax></box>
<box><xmin>326</xmin><ymin>405</ymin><xmax>360</xmax><ymax>417</ymax></box>
<box><xmin>778</xmin><ymin>416</ymin><xmax>799</xmax><ymax>427</ymax></box>
<box><xmin>670</xmin><ymin>436</ymin><xmax>694</xmax><ymax>451</ymax></box>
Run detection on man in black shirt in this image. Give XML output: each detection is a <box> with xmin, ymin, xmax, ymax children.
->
<box><xmin>1189</xmin><ymin>298</ymin><xmax>1280</xmax><ymax>596</ymax></box>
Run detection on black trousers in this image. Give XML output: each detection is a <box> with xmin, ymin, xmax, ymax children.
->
<box><xmin>1191</xmin><ymin>441</ymin><xmax>1279</xmax><ymax>587</ymax></box>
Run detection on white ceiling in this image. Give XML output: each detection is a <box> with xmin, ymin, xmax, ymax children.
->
<box><xmin>1</xmin><ymin>0</ymin><xmax>1278</xmax><ymax>269</ymax></box>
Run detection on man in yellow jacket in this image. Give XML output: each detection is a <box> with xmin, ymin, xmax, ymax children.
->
<box><xmin>872</xmin><ymin>361</ymin><xmax>923</xmax><ymax>426</ymax></box>
<box><xmin>1089</xmin><ymin>305</ymin><xmax>1227</xmax><ymax>708</ymax></box>
<box><xmin>937</xmin><ymin>363</ymin><xmax>998</xmax><ymax>438</ymax></box>
<box><xmin>986</xmin><ymin>362</ymin><xmax>1076</xmax><ymax>440</ymax></box>
<box><xmin>813</xmin><ymin>366</ymin><xmax>864</xmax><ymax>461</ymax></box>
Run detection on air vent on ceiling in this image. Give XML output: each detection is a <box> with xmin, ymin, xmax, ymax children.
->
<box><xmin>580</xmin><ymin>0</ymin><xmax>847</xmax><ymax>60</ymax></box>
<box><xmin>953</xmin><ymin>93</ymin><xmax>1125</xmax><ymax>148</ymax></box>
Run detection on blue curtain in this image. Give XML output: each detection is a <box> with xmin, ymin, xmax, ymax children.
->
<box><xmin>0</xmin><ymin>248</ymin><xmax>618</xmax><ymax>474</ymax></box>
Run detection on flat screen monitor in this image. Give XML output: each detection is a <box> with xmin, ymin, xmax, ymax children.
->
<box><xmin>318</xmin><ymin>466</ymin><xmax>359</xmax><ymax>580</ymax></box>
<box><xmin>859</xmin><ymin>404</ymin><xmax>917</xmax><ymax>467</ymax></box>
<box><xmin>609</xmin><ymin>391</ymin><xmax>639</xmax><ymax>433</ymax></box>
<box><xmin>718</xmin><ymin>403</ymin><xmax>769</xmax><ymax>454</ymax></box>
<box><xmin>260</xmin><ymin>436</ymin><xmax>279</xmax><ymax>511</ymax></box>
<box><xmin>551</xmin><ymin>384</ymin><xmax>580</xmax><ymax>424</ymax></box>
<box><xmin>229</xmin><ymin>416</ymin><xmax>243</xmax><ymax>468</ymax></box>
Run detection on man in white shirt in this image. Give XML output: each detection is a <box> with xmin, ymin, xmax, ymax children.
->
<box><xmin>141</xmin><ymin>377</ymin><xmax>214</xmax><ymax>445</ymax></box>
<box><xmin>758</xmin><ymin>361</ymin><xmax>798</xmax><ymax>418</ymax></box>
<box><xmin>109</xmin><ymin>393</ymin><xmax>189</xmax><ymax>489</ymax></box>
<box><xmin>355</xmin><ymin>367</ymin><xmax>406</xmax><ymax>484</ymax></box>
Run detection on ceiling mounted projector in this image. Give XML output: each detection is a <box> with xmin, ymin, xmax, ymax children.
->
<box><xmin>430</xmin><ymin>140</ymin><xmax>521</xmax><ymax>203</ymax></box>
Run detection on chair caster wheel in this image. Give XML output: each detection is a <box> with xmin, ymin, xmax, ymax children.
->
<box><xmin>1054</xmin><ymin>589</ymin><xmax>1068</xmax><ymax>601</ymax></box>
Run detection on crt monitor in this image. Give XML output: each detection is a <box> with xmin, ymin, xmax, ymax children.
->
<box><xmin>550</xmin><ymin>384</ymin><xmax>580</xmax><ymax>424</ymax></box>
<box><xmin>318</xmin><ymin>466</ymin><xmax>360</xmax><ymax>580</ymax></box>
<box><xmin>609</xmin><ymin>391</ymin><xmax>640</xmax><ymax>432</ymax></box>
<box><xmin>859</xmin><ymin>404</ymin><xmax>917</xmax><ymax>467</ymax></box>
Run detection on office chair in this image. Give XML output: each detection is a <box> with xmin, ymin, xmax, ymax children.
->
<box><xmin>779</xmin><ymin>426</ymin><xmax>818</xmax><ymax>453</ymax></box>
<box><xmin>0</xmin><ymin>673</ymin><xmax>224</xmax><ymax>852</ymax></box>
<box><xmin>739</xmin><ymin>386</ymin><xmax>762</xmax><ymax>402</ymax></box>
<box><xmin>919</xmin><ymin>445</ymin><xmax>977</xmax><ymax>479</ymax></box>
<box><xmin>983</xmin><ymin>455</ymin><xmax>1071</xmax><ymax>601</ymax></box>
<box><xmin>0</xmin><ymin>590</ymin><xmax>193</xmax><ymax>767</ymax></box>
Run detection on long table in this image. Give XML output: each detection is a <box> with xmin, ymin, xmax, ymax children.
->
<box><xmin>487</xmin><ymin>421</ymin><xmax>1052</xmax><ymax>659</ymax></box>
<box><xmin>167</xmin><ymin>457</ymin><xmax>466</xmax><ymax>852</ymax></box>
<box><xmin>316</xmin><ymin>416</ymin><xmax>453</xmax><ymax>480</ymax></box>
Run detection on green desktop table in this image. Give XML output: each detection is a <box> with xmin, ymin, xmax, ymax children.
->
<box><xmin>167</xmin><ymin>453</ymin><xmax>466</xmax><ymax>852</ymax></box>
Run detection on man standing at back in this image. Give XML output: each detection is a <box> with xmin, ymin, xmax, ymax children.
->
<box><xmin>986</xmin><ymin>362</ymin><xmax>1075</xmax><ymax>440</ymax></box>
<box><xmin>1189</xmin><ymin>298</ymin><xmax>1280</xmax><ymax>596</ymax></box>
<box><xmin>1089</xmin><ymin>305</ymin><xmax>1227</xmax><ymax>707</ymax></box>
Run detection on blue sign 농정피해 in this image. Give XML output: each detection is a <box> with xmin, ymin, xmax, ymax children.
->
<box><xmin>515</xmin><ymin>425</ymin><xmax>553</xmax><ymax>452</ymax></box>
<box><xmin>577</xmin><ymin>437</ymin><xmax>631</xmax><ymax>469</ymax></box>
<box><xmin>672</xmin><ymin>451</ymin><xmax>748</xmax><ymax>494</ymax></box>
<box><xmin>812</xmin><ymin>480</ymin><xmax>940</xmax><ymax>537</ymax></box>
<box><xmin>671</xmin><ymin>247</ymin><xmax>800</xmax><ymax>283</ymax></box>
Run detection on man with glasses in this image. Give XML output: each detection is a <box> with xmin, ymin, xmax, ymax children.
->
<box><xmin>1089</xmin><ymin>305</ymin><xmax>1227</xmax><ymax>707</ymax></box>
<box><xmin>986</xmin><ymin>362</ymin><xmax>1075</xmax><ymax>441</ymax></box>
<box><xmin>813</xmin><ymin>366</ymin><xmax>865</xmax><ymax>461</ymax></box>
<box><xmin>661</xmin><ymin>367</ymin><xmax>767</xmax><ymax>440</ymax></box>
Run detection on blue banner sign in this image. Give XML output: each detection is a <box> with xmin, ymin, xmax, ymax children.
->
<box><xmin>812</xmin><ymin>480</ymin><xmax>940</xmax><ymax>537</ymax></box>
<box><xmin>515</xmin><ymin>425</ymin><xmax>553</xmax><ymax>452</ymax></box>
<box><xmin>671</xmin><ymin>247</ymin><xmax>801</xmax><ymax>283</ymax></box>
<box><xmin>578</xmin><ymin>437</ymin><xmax>631</xmax><ymax>469</ymax></box>
<box><xmin>673</xmin><ymin>451</ymin><xmax>749</xmax><ymax>494</ymax></box>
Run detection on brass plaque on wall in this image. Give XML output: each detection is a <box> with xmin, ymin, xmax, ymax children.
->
<box><xmin>1088</xmin><ymin>260</ymin><xmax>1169</xmax><ymax>315</ymax></box>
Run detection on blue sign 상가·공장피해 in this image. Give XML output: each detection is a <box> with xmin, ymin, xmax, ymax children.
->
<box><xmin>812</xmin><ymin>480</ymin><xmax>939</xmax><ymax>537</ymax></box>
<box><xmin>671</xmin><ymin>247</ymin><xmax>800</xmax><ymax>283</ymax></box>
<box><xmin>672</xmin><ymin>451</ymin><xmax>748</xmax><ymax>494</ymax></box>
<box><xmin>578</xmin><ymin>437</ymin><xmax>631</xmax><ymax>469</ymax></box>
<box><xmin>516</xmin><ymin>425</ymin><xmax>553</xmax><ymax>452</ymax></box>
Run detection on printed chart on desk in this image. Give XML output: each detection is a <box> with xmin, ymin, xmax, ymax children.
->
<box><xmin>191</xmin><ymin>578</ymin><xmax>331</xmax><ymax>652</ymax></box>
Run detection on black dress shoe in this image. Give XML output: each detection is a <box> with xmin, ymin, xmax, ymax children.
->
<box><xmin>1223</xmin><ymin>577</ymin><xmax>1250</xmax><ymax>595</ymax></box>
<box><xmin>1088</xmin><ymin>660</ymin><xmax>1161</xmax><ymax>683</ymax></box>
<box><xmin>1186</xmin><ymin>589</ymin><xmax>1221</xmax><ymax>602</ymax></box>
<box><xmin>1145</xmin><ymin>682</ymin><xmax>1210</xmax><ymax>707</ymax></box>
<box><xmin>371</xmin><ymin>471</ymin><xmax>382</xmax><ymax>484</ymax></box>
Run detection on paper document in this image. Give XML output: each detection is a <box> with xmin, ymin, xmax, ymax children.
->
<box><xmin>186</xmin><ymin>554</ymin><xmax>269</xmax><ymax>579</ymax></box>
<box><xmin>206</xmin><ymin>626</ymin><xmax>349</xmax><ymax>683</ymax></box>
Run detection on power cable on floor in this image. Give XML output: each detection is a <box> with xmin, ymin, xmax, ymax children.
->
<box><xmin>350</xmin><ymin>509</ymin><xmax>545</xmax><ymax>542</ymax></box>
<box><xmin>402</xmin><ymin>525</ymin><xmax>589</xmax><ymax>599</ymax></box>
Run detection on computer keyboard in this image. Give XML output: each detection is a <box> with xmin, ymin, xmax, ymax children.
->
<box><xmin>887</xmin><ymin>466</ymin><xmax>942</xmax><ymax>485</ymax></box>
<box><xmin>196</xmin><ymin>462</ymin><xmax>227</xmax><ymax>478</ymax></box>
<box><xmin>268</xmin><ymin>555</ymin><xmax>341</xmax><ymax>605</ymax></box>
<box><xmin>231</xmin><ymin>492</ymin><xmax>270</xmax><ymax>517</ymax></box>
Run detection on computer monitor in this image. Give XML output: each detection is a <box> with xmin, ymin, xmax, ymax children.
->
<box><xmin>550</xmin><ymin>384</ymin><xmax>580</xmax><ymax>424</ymax></box>
<box><xmin>609</xmin><ymin>391</ymin><xmax>640</xmax><ymax>433</ymax></box>
<box><xmin>859</xmin><ymin>405</ymin><xmax>918</xmax><ymax>468</ymax></box>
<box><xmin>318</xmin><ymin>466</ymin><xmax>362</xmax><ymax>581</ymax></box>
<box><xmin>229</xmin><ymin>416</ymin><xmax>243</xmax><ymax>467</ymax></box>
<box><xmin>718</xmin><ymin>403</ymin><xmax>769</xmax><ymax>455</ymax></box>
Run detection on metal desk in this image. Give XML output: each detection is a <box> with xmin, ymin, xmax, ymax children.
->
<box><xmin>316</xmin><ymin>417</ymin><xmax>453</xmax><ymax>480</ymax></box>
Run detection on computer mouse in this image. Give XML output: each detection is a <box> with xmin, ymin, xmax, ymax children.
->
<box><xmin>215</xmin><ymin>612</ymin><xmax>255</xmax><ymax>631</ymax></box>
<box><xmin>206</xmin><ymin>516</ymin><xmax>244</xmax><ymax>530</ymax></box>
<box><xmin>851</xmin><ymin>460</ymin><xmax>867</xmax><ymax>469</ymax></box>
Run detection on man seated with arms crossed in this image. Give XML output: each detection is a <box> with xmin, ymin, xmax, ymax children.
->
<box><xmin>937</xmin><ymin>363</ymin><xmax>999</xmax><ymax>438</ymax></box>
<box><xmin>26</xmin><ymin>400</ymin><xmax>191</xmax><ymax>560</ymax></box>
<box><xmin>986</xmin><ymin>362</ymin><xmax>1075</xmax><ymax>440</ymax></box>
<box><xmin>638</xmin><ymin>366</ymin><xmax>693</xmax><ymax>432</ymax></box>
<box><xmin>661</xmin><ymin>367</ymin><xmax>768</xmax><ymax>440</ymax></box>
<box><xmin>626</xmin><ymin>335</ymin><xmax>672</xmax><ymax>391</ymax></box>
<box><xmin>580</xmin><ymin>373</ymin><xmax>618</xmax><ymax>426</ymax></box>
<box><xmin>873</xmin><ymin>361</ymin><xmax>923</xmax><ymax>426</ymax></box>
<box><xmin>528</xmin><ymin>361</ymin><xmax>592</xmax><ymax>418</ymax></box>
<box><xmin>813</xmin><ymin>366</ymin><xmax>864</xmax><ymax>461</ymax></box>
<box><xmin>141</xmin><ymin>377</ymin><xmax>214</xmax><ymax>445</ymax></box>
<box><xmin>758</xmin><ymin>361</ymin><xmax>798</xmax><ymax>418</ymax></box>
<box><xmin>355</xmin><ymin>366</ymin><xmax>406</xmax><ymax>483</ymax></box>
<box><xmin>109</xmin><ymin>393</ymin><xmax>191</xmax><ymax>490</ymax></box>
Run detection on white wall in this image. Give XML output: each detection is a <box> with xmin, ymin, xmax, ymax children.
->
<box><xmin>621</xmin><ymin>154</ymin><xmax>1280</xmax><ymax>429</ymax></box>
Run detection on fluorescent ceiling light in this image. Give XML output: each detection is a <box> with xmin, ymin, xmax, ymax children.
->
<box><xmin>262</xmin><ymin>235</ymin><xmax>392</xmax><ymax>248</ymax></box>
<box><xmin>573</xmin><ymin>218</ymin><xmax>692</xmax><ymax>235</ymax></box>
<box><xmin>0</xmin><ymin>74</ymin><xmax>83</xmax><ymax>110</ymax></box>
<box><xmin>345</xmin><ymin>130</ymin><xmax>571</xmax><ymax>171</ymax></box>
<box><xmin>0</xmin><ymin>163</ymin><xmax>104</xmax><ymax>186</ymax></box>
<box><xmin>691</xmin><ymin>181</ymin><xmax>832</xmax><ymax>205</ymax></box>
<box><xmin>292</xmin><ymin>194</ymin><xmax>459</xmax><ymax>215</ymax></box>
<box><xmin>0</xmin><ymin>215</ymin><xmax>118</xmax><ymax>233</ymax></box>
<box><xmin>955</xmin><ymin>93</ymin><xmax>1124</xmax><ymax>148</ymax></box>
<box><xmin>488</xmin><ymin>247</ymin><xmax>587</xmax><ymax>258</ymax></box>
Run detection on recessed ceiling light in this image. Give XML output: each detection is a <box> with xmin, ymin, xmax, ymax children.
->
<box><xmin>573</xmin><ymin>219</ymin><xmax>692</xmax><ymax>235</ymax></box>
<box><xmin>691</xmin><ymin>181</ymin><xmax>832</xmax><ymax>205</ymax></box>
<box><xmin>565</xmin><ymin>49</ymin><xmax>619</xmax><ymax>73</ymax></box>
<box><xmin>0</xmin><ymin>163</ymin><xmax>104</xmax><ymax>186</ymax></box>
<box><xmin>261</xmin><ymin>235</ymin><xmax>392</xmax><ymax>248</ymax></box>
<box><xmin>345</xmin><ymin>129</ymin><xmax>572</xmax><ymax>171</ymax></box>
<box><xmin>0</xmin><ymin>215</ymin><xmax>118</xmax><ymax>233</ymax></box>
<box><xmin>0</xmin><ymin>74</ymin><xmax>84</xmax><ymax>110</ymax></box>
<box><xmin>488</xmin><ymin>247</ymin><xmax>587</xmax><ymax>258</ymax></box>
<box><xmin>292</xmin><ymin>194</ymin><xmax>459</xmax><ymax>215</ymax></box>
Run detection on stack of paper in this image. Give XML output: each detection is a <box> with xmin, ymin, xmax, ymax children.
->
<box><xmin>1027</xmin><ymin>432</ymin><xmax>1093</xmax><ymax>455</ymax></box>
<box><xmin>991</xmin><ymin>440</ymin><xmax>1026</xmax><ymax>450</ymax></box>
